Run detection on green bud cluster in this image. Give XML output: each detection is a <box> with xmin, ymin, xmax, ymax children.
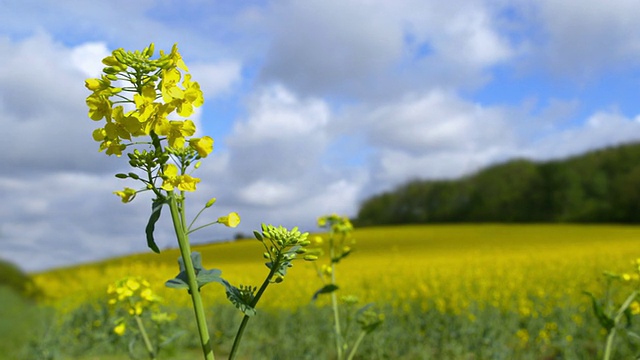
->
<box><xmin>103</xmin><ymin>44</ymin><xmax>171</xmax><ymax>80</ymax></box>
<box><xmin>253</xmin><ymin>224</ymin><xmax>315</xmax><ymax>284</ymax></box>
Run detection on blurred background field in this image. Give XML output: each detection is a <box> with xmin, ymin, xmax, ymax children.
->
<box><xmin>4</xmin><ymin>224</ymin><xmax>640</xmax><ymax>359</ymax></box>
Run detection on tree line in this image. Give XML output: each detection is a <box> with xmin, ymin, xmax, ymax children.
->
<box><xmin>355</xmin><ymin>142</ymin><xmax>640</xmax><ymax>226</ymax></box>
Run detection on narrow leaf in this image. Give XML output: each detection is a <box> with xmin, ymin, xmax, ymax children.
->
<box><xmin>145</xmin><ymin>198</ymin><xmax>166</xmax><ymax>253</ymax></box>
<box><xmin>312</xmin><ymin>284</ymin><xmax>339</xmax><ymax>301</ymax></box>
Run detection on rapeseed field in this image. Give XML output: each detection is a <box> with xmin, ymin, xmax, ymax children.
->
<box><xmin>27</xmin><ymin>224</ymin><xmax>640</xmax><ymax>359</ymax></box>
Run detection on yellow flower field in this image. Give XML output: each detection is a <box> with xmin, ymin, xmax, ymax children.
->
<box><xmin>33</xmin><ymin>224</ymin><xmax>640</xmax><ymax>318</ymax></box>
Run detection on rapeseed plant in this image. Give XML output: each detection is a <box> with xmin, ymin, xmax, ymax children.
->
<box><xmin>85</xmin><ymin>43</ymin><xmax>316</xmax><ymax>360</ymax></box>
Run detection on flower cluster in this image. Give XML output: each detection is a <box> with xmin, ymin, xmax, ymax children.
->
<box><xmin>107</xmin><ymin>276</ymin><xmax>171</xmax><ymax>336</ymax></box>
<box><xmin>86</xmin><ymin>43</ymin><xmax>215</xmax><ymax>200</ymax></box>
<box><xmin>316</xmin><ymin>214</ymin><xmax>355</xmax><ymax>264</ymax></box>
<box><xmin>85</xmin><ymin>44</ymin><xmax>208</xmax><ymax>158</ymax></box>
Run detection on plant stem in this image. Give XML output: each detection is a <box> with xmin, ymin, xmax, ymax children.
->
<box><xmin>603</xmin><ymin>329</ymin><xmax>615</xmax><ymax>360</ymax></box>
<box><xmin>168</xmin><ymin>195</ymin><xmax>215</xmax><ymax>360</ymax></box>
<box><xmin>603</xmin><ymin>290</ymin><xmax>639</xmax><ymax>360</ymax></box>
<box><xmin>346</xmin><ymin>331</ymin><xmax>367</xmax><ymax>360</ymax></box>
<box><xmin>330</xmin><ymin>237</ymin><xmax>343</xmax><ymax>360</ymax></box>
<box><xmin>228</xmin><ymin>255</ymin><xmax>280</xmax><ymax>360</ymax></box>
<box><xmin>134</xmin><ymin>314</ymin><xmax>156</xmax><ymax>360</ymax></box>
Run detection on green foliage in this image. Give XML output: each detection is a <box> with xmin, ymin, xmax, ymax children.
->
<box><xmin>146</xmin><ymin>198</ymin><xmax>167</xmax><ymax>254</ymax></box>
<box><xmin>165</xmin><ymin>252</ymin><xmax>223</xmax><ymax>291</ymax></box>
<box><xmin>356</xmin><ymin>142</ymin><xmax>640</xmax><ymax>225</ymax></box>
<box><xmin>0</xmin><ymin>258</ymin><xmax>41</xmax><ymax>300</ymax></box>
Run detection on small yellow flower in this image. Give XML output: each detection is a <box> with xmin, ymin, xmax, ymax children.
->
<box><xmin>85</xmin><ymin>78</ymin><xmax>102</xmax><ymax>91</ymax></box>
<box><xmin>114</xmin><ymin>323</ymin><xmax>126</xmax><ymax>336</ymax></box>
<box><xmin>630</xmin><ymin>301</ymin><xmax>640</xmax><ymax>315</ymax></box>
<box><xmin>113</xmin><ymin>188</ymin><xmax>137</xmax><ymax>203</ymax></box>
<box><xmin>161</xmin><ymin>164</ymin><xmax>201</xmax><ymax>192</ymax></box>
<box><xmin>128</xmin><ymin>302</ymin><xmax>143</xmax><ymax>316</ymax></box>
<box><xmin>158</xmin><ymin>120</ymin><xmax>196</xmax><ymax>148</ymax></box>
<box><xmin>189</xmin><ymin>136</ymin><xmax>214</xmax><ymax>157</ymax></box>
<box><xmin>218</xmin><ymin>212</ymin><xmax>241</xmax><ymax>228</ymax></box>
<box><xmin>86</xmin><ymin>93</ymin><xmax>112</xmax><ymax>121</ymax></box>
<box><xmin>141</xmin><ymin>288</ymin><xmax>157</xmax><ymax>302</ymax></box>
<box><xmin>126</xmin><ymin>278</ymin><xmax>141</xmax><ymax>291</ymax></box>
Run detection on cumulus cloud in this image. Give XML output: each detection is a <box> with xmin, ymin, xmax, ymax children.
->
<box><xmin>261</xmin><ymin>0</ymin><xmax>403</xmax><ymax>96</ymax></box>
<box><xmin>226</xmin><ymin>84</ymin><xmax>331</xmax><ymax>182</ymax></box>
<box><xmin>510</xmin><ymin>0</ymin><xmax>640</xmax><ymax>79</ymax></box>
<box><xmin>528</xmin><ymin>110</ymin><xmax>640</xmax><ymax>160</ymax></box>
<box><xmin>197</xmin><ymin>84</ymin><xmax>365</xmax><ymax>234</ymax></box>
<box><xmin>350</xmin><ymin>89</ymin><xmax>516</xmax><ymax>187</ymax></box>
<box><xmin>190</xmin><ymin>61</ymin><xmax>242</xmax><ymax>99</ymax></box>
<box><xmin>0</xmin><ymin>33</ymin><xmax>117</xmax><ymax>175</ymax></box>
<box><xmin>260</xmin><ymin>0</ymin><xmax>515</xmax><ymax>97</ymax></box>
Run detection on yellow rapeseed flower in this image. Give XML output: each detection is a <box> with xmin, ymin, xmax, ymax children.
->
<box><xmin>218</xmin><ymin>212</ymin><xmax>241</xmax><ymax>228</ymax></box>
<box><xmin>161</xmin><ymin>164</ymin><xmax>201</xmax><ymax>192</ymax></box>
<box><xmin>113</xmin><ymin>188</ymin><xmax>137</xmax><ymax>203</ymax></box>
<box><xmin>114</xmin><ymin>323</ymin><xmax>126</xmax><ymax>336</ymax></box>
<box><xmin>189</xmin><ymin>136</ymin><xmax>214</xmax><ymax>158</ymax></box>
<box><xmin>160</xmin><ymin>120</ymin><xmax>196</xmax><ymax>149</ymax></box>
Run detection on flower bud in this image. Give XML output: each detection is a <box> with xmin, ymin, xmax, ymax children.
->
<box><xmin>85</xmin><ymin>78</ymin><xmax>102</xmax><ymax>91</ymax></box>
<box><xmin>144</xmin><ymin>43</ymin><xmax>155</xmax><ymax>57</ymax></box>
<box><xmin>205</xmin><ymin>198</ymin><xmax>217</xmax><ymax>208</ymax></box>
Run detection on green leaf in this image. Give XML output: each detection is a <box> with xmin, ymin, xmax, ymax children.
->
<box><xmin>332</xmin><ymin>249</ymin><xmax>351</xmax><ymax>264</ymax></box>
<box><xmin>145</xmin><ymin>198</ymin><xmax>166</xmax><ymax>253</ymax></box>
<box><xmin>584</xmin><ymin>291</ymin><xmax>615</xmax><ymax>331</ymax></box>
<box><xmin>165</xmin><ymin>252</ymin><xmax>224</xmax><ymax>290</ymax></box>
<box><xmin>312</xmin><ymin>284</ymin><xmax>339</xmax><ymax>301</ymax></box>
<box><xmin>222</xmin><ymin>281</ymin><xmax>257</xmax><ymax>316</ymax></box>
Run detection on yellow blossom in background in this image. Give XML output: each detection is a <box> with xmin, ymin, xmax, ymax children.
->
<box><xmin>631</xmin><ymin>301</ymin><xmax>640</xmax><ymax>315</ymax></box>
<box><xmin>114</xmin><ymin>322</ymin><xmax>126</xmax><ymax>336</ymax></box>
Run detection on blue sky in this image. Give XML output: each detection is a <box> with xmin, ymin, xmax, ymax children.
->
<box><xmin>3</xmin><ymin>0</ymin><xmax>640</xmax><ymax>272</ymax></box>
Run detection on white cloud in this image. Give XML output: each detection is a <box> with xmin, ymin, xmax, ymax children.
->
<box><xmin>190</xmin><ymin>61</ymin><xmax>242</xmax><ymax>98</ymax></box>
<box><xmin>231</xmin><ymin>84</ymin><xmax>330</xmax><ymax>142</ymax></box>
<box><xmin>366</xmin><ymin>90</ymin><xmax>512</xmax><ymax>154</ymax></box>
<box><xmin>238</xmin><ymin>180</ymin><xmax>298</xmax><ymax>206</ymax></box>
<box><xmin>0</xmin><ymin>33</ymin><xmax>116</xmax><ymax>174</ymax></box>
<box><xmin>70</xmin><ymin>42</ymin><xmax>111</xmax><ymax>78</ymax></box>
<box><xmin>223</xmin><ymin>85</ymin><xmax>332</xmax><ymax>185</ymax></box>
<box><xmin>260</xmin><ymin>0</ymin><xmax>515</xmax><ymax>97</ymax></box>
<box><xmin>261</xmin><ymin>0</ymin><xmax>403</xmax><ymax>95</ymax></box>
<box><xmin>528</xmin><ymin>110</ymin><xmax>640</xmax><ymax>160</ymax></box>
<box><xmin>519</xmin><ymin>0</ymin><xmax>640</xmax><ymax>78</ymax></box>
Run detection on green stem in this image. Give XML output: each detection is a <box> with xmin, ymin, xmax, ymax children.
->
<box><xmin>228</xmin><ymin>255</ymin><xmax>280</xmax><ymax>360</ymax></box>
<box><xmin>188</xmin><ymin>221</ymin><xmax>219</xmax><ymax>235</ymax></box>
<box><xmin>603</xmin><ymin>290</ymin><xmax>639</xmax><ymax>360</ymax></box>
<box><xmin>330</xmin><ymin>236</ymin><xmax>343</xmax><ymax>360</ymax></box>
<box><xmin>168</xmin><ymin>195</ymin><xmax>215</xmax><ymax>360</ymax></box>
<box><xmin>134</xmin><ymin>314</ymin><xmax>156</xmax><ymax>360</ymax></box>
<box><xmin>346</xmin><ymin>331</ymin><xmax>367</xmax><ymax>360</ymax></box>
<box><xmin>603</xmin><ymin>329</ymin><xmax>615</xmax><ymax>360</ymax></box>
